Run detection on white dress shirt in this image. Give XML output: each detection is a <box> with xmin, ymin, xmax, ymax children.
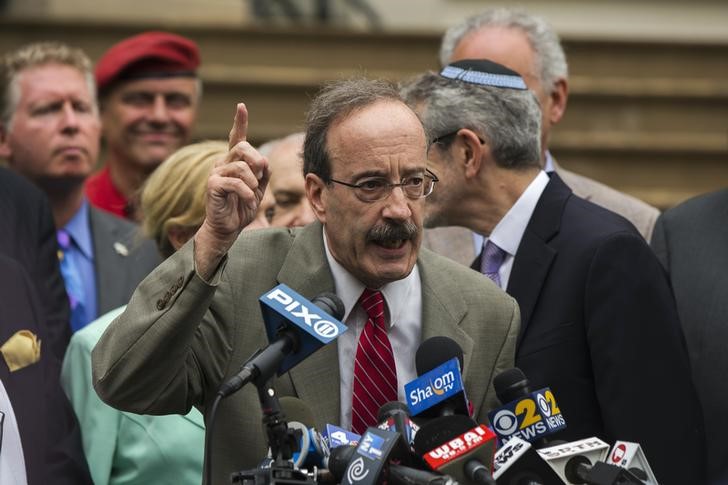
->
<box><xmin>472</xmin><ymin>171</ymin><xmax>550</xmax><ymax>290</ymax></box>
<box><xmin>0</xmin><ymin>379</ymin><xmax>28</xmax><ymax>485</ymax></box>
<box><xmin>323</xmin><ymin>228</ymin><xmax>422</xmax><ymax>430</ymax></box>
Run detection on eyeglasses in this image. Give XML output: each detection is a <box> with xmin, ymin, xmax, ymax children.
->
<box><xmin>329</xmin><ymin>169</ymin><xmax>439</xmax><ymax>203</ymax></box>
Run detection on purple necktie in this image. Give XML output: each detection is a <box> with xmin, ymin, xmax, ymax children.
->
<box><xmin>480</xmin><ymin>240</ymin><xmax>507</xmax><ymax>288</ymax></box>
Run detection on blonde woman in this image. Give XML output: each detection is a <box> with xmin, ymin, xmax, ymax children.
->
<box><xmin>60</xmin><ymin>141</ymin><xmax>270</xmax><ymax>485</ymax></box>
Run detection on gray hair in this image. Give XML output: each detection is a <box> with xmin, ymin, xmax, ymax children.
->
<box><xmin>439</xmin><ymin>7</ymin><xmax>568</xmax><ymax>94</ymax></box>
<box><xmin>303</xmin><ymin>77</ymin><xmax>403</xmax><ymax>181</ymax></box>
<box><xmin>1</xmin><ymin>42</ymin><xmax>97</xmax><ymax>127</ymax></box>
<box><xmin>401</xmin><ymin>71</ymin><xmax>541</xmax><ymax>170</ymax></box>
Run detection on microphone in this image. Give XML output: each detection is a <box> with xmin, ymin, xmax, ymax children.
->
<box><xmin>406</xmin><ymin>337</ymin><xmax>470</xmax><ymax>419</ymax></box>
<box><xmin>340</xmin><ymin>427</ymin><xmax>405</xmax><ymax>485</ymax></box>
<box><xmin>564</xmin><ymin>458</ymin><xmax>645</xmax><ymax>485</ymax></box>
<box><xmin>604</xmin><ymin>441</ymin><xmax>657</xmax><ymax>484</ymax></box>
<box><xmin>218</xmin><ymin>285</ymin><xmax>346</xmax><ymax>396</ymax></box>
<box><xmin>378</xmin><ymin>401</ymin><xmax>420</xmax><ymax>447</ymax></box>
<box><xmin>415</xmin><ymin>414</ymin><xmax>498</xmax><ymax>485</ymax></box>
<box><xmin>536</xmin><ymin>437</ymin><xmax>610</xmax><ymax>484</ymax></box>
<box><xmin>323</xmin><ymin>424</ymin><xmax>361</xmax><ymax>449</ymax></box>
<box><xmin>388</xmin><ymin>463</ymin><xmax>458</xmax><ymax>485</ymax></box>
<box><xmin>491</xmin><ymin>436</ymin><xmax>564</xmax><ymax>485</ymax></box>
<box><xmin>277</xmin><ymin>397</ymin><xmax>330</xmax><ymax>469</ymax></box>
<box><xmin>488</xmin><ymin>368</ymin><xmax>566</xmax><ymax>448</ymax></box>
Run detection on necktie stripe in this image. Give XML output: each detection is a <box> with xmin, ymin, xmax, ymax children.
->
<box><xmin>357</xmin><ymin>353</ymin><xmax>397</xmax><ymax>395</ymax></box>
<box><xmin>354</xmin><ymin>370</ymin><xmax>391</xmax><ymax>403</ymax></box>
<box><xmin>359</xmin><ymin>327</ymin><xmax>397</xmax><ymax>378</ymax></box>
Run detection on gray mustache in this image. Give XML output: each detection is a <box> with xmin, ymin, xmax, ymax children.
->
<box><xmin>367</xmin><ymin>221</ymin><xmax>419</xmax><ymax>243</ymax></box>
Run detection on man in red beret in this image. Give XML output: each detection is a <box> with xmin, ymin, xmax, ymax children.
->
<box><xmin>86</xmin><ymin>31</ymin><xmax>201</xmax><ymax>220</ymax></box>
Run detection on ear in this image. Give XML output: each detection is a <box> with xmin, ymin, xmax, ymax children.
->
<box><xmin>305</xmin><ymin>173</ymin><xmax>327</xmax><ymax>224</ymax></box>
<box><xmin>547</xmin><ymin>77</ymin><xmax>568</xmax><ymax>125</ymax></box>
<box><xmin>459</xmin><ymin>129</ymin><xmax>485</xmax><ymax>179</ymax></box>
<box><xmin>0</xmin><ymin>123</ymin><xmax>12</xmax><ymax>159</ymax></box>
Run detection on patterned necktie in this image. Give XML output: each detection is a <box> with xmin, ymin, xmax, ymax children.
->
<box><xmin>480</xmin><ymin>240</ymin><xmax>507</xmax><ymax>288</ymax></box>
<box><xmin>57</xmin><ymin>229</ymin><xmax>87</xmax><ymax>332</ymax></box>
<box><xmin>351</xmin><ymin>289</ymin><xmax>398</xmax><ymax>434</ymax></box>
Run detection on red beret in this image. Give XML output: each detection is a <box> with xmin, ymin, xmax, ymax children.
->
<box><xmin>95</xmin><ymin>31</ymin><xmax>200</xmax><ymax>93</ymax></box>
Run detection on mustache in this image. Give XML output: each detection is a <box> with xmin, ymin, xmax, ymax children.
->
<box><xmin>366</xmin><ymin>221</ymin><xmax>419</xmax><ymax>243</ymax></box>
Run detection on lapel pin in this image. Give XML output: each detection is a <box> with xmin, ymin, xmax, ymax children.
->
<box><xmin>114</xmin><ymin>242</ymin><xmax>129</xmax><ymax>257</ymax></box>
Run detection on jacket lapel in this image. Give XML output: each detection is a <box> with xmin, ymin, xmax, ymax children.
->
<box><xmin>276</xmin><ymin>222</ymin><xmax>341</xmax><ymax>427</ymax></box>
<box><xmin>89</xmin><ymin>208</ymin><xmax>127</xmax><ymax>314</ymax></box>
<box><xmin>507</xmin><ymin>175</ymin><xmax>569</xmax><ymax>349</ymax></box>
<box><xmin>417</xmin><ymin>250</ymin><xmax>474</xmax><ymax>392</ymax></box>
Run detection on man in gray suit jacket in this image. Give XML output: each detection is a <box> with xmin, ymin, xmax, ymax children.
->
<box><xmin>651</xmin><ymin>189</ymin><xmax>728</xmax><ymax>484</ymax></box>
<box><xmin>0</xmin><ymin>42</ymin><xmax>160</xmax><ymax>332</ymax></box>
<box><xmin>425</xmin><ymin>7</ymin><xmax>659</xmax><ymax>265</ymax></box>
<box><xmin>93</xmin><ymin>80</ymin><xmax>520</xmax><ymax>484</ymax></box>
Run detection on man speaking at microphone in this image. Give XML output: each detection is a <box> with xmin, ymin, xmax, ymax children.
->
<box><xmin>92</xmin><ymin>79</ymin><xmax>520</xmax><ymax>484</ymax></box>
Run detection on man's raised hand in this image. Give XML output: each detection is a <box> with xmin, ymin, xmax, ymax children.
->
<box><xmin>194</xmin><ymin>103</ymin><xmax>270</xmax><ymax>279</ymax></box>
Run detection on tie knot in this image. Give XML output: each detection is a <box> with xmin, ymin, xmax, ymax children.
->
<box><xmin>360</xmin><ymin>288</ymin><xmax>385</xmax><ymax>323</ymax></box>
<box><xmin>481</xmin><ymin>240</ymin><xmax>507</xmax><ymax>274</ymax></box>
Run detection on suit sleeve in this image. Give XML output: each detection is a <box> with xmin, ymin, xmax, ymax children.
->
<box><xmin>92</xmin><ymin>240</ymin><xmax>236</xmax><ymax>416</ymax></box>
<box><xmin>584</xmin><ymin>232</ymin><xmax>705</xmax><ymax>485</ymax></box>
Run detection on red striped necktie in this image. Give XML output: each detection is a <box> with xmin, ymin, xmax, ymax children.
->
<box><xmin>351</xmin><ymin>288</ymin><xmax>398</xmax><ymax>435</ymax></box>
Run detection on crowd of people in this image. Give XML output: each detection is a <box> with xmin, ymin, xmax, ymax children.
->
<box><xmin>0</xmin><ymin>7</ymin><xmax>724</xmax><ymax>485</ymax></box>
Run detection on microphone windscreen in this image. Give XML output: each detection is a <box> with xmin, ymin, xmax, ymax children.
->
<box><xmin>493</xmin><ymin>367</ymin><xmax>530</xmax><ymax>404</ymax></box>
<box><xmin>312</xmin><ymin>292</ymin><xmax>345</xmax><ymax>320</ymax></box>
<box><xmin>412</xmin><ymin>414</ymin><xmax>477</xmax><ymax>455</ymax></box>
<box><xmin>279</xmin><ymin>396</ymin><xmax>316</xmax><ymax>428</ymax></box>
<box><xmin>377</xmin><ymin>400</ymin><xmax>410</xmax><ymax>422</ymax></box>
<box><xmin>415</xmin><ymin>336</ymin><xmax>464</xmax><ymax>375</ymax></box>
<box><xmin>327</xmin><ymin>444</ymin><xmax>357</xmax><ymax>481</ymax></box>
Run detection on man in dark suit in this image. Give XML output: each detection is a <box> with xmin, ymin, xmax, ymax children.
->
<box><xmin>0</xmin><ymin>42</ymin><xmax>160</xmax><ymax>332</ymax></box>
<box><xmin>651</xmin><ymin>189</ymin><xmax>728</xmax><ymax>484</ymax></box>
<box><xmin>0</xmin><ymin>253</ymin><xmax>93</xmax><ymax>484</ymax></box>
<box><xmin>93</xmin><ymin>79</ymin><xmax>521</xmax><ymax>484</ymax></box>
<box><xmin>0</xmin><ymin>167</ymin><xmax>71</xmax><ymax>360</ymax></box>
<box><xmin>402</xmin><ymin>59</ymin><xmax>704</xmax><ymax>484</ymax></box>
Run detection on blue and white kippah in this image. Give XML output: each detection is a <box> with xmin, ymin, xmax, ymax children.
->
<box><xmin>440</xmin><ymin>59</ymin><xmax>527</xmax><ymax>90</ymax></box>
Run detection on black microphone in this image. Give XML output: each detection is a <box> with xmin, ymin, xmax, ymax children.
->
<box><xmin>414</xmin><ymin>414</ymin><xmax>497</xmax><ymax>485</ymax></box>
<box><xmin>565</xmin><ymin>457</ymin><xmax>645</xmax><ymax>485</ymax></box>
<box><xmin>218</xmin><ymin>288</ymin><xmax>345</xmax><ymax>397</ymax></box>
<box><xmin>408</xmin><ymin>336</ymin><xmax>470</xmax><ymax>419</ymax></box>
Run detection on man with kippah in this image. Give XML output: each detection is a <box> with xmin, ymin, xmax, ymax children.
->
<box><xmin>402</xmin><ymin>59</ymin><xmax>705</xmax><ymax>485</ymax></box>
<box><xmin>86</xmin><ymin>31</ymin><xmax>201</xmax><ymax>220</ymax></box>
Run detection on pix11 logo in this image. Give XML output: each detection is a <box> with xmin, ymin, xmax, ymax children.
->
<box><xmin>487</xmin><ymin>388</ymin><xmax>566</xmax><ymax>443</ymax></box>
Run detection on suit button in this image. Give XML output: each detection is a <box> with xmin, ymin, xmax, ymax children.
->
<box><xmin>156</xmin><ymin>299</ymin><xmax>166</xmax><ymax>311</ymax></box>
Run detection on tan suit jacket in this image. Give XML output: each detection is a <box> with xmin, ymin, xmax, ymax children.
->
<box><xmin>92</xmin><ymin>221</ymin><xmax>520</xmax><ymax>484</ymax></box>
<box><xmin>423</xmin><ymin>163</ymin><xmax>660</xmax><ymax>265</ymax></box>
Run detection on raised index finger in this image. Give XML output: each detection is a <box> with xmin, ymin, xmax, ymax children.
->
<box><xmin>228</xmin><ymin>103</ymin><xmax>249</xmax><ymax>149</ymax></box>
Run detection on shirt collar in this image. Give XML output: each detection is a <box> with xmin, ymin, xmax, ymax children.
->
<box><xmin>544</xmin><ymin>150</ymin><xmax>555</xmax><ymax>173</ymax></box>
<box><xmin>488</xmin><ymin>170</ymin><xmax>550</xmax><ymax>256</ymax></box>
<box><xmin>63</xmin><ymin>198</ymin><xmax>94</xmax><ymax>259</ymax></box>
<box><xmin>322</xmin><ymin>226</ymin><xmax>418</xmax><ymax>327</ymax></box>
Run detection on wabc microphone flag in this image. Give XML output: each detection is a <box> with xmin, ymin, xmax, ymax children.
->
<box><xmin>405</xmin><ymin>357</ymin><xmax>467</xmax><ymax>416</ymax></box>
<box><xmin>487</xmin><ymin>387</ymin><xmax>566</xmax><ymax>444</ymax></box>
<box><xmin>260</xmin><ymin>284</ymin><xmax>347</xmax><ymax>375</ymax></box>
